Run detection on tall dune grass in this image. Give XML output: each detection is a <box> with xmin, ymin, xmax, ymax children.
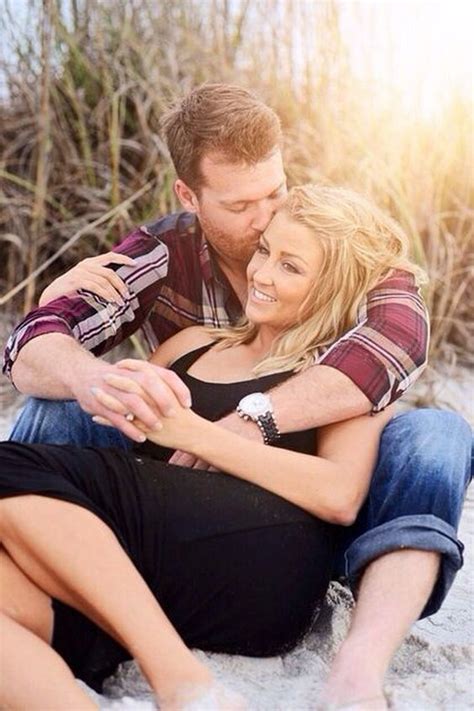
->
<box><xmin>0</xmin><ymin>0</ymin><xmax>472</xmax><ymax>365</ymax></box>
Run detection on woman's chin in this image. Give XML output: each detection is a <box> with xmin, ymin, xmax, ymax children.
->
<box><xmin>245</xmin><ymin>308</ymin><xmax>267</xmax><ymax>326</ymax></box>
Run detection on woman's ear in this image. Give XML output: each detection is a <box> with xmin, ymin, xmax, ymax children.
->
<box><xmin>174</xmin><ymin>180</ymin><xmax>199</xmax><ymax>213</ymax></box>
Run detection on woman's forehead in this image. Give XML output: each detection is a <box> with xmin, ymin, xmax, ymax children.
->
<box><xmin>264</xmin><ymin>212</ymin><xmax>323</xmax><ymax>262</ymax></box>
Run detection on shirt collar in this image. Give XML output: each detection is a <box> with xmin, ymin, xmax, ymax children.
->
<box><xmin>196</xmin><ymin>224</ymin><xmax>230</xmax><ymax>291</ymax></box>
<box><xmin>197</xmin><ymin>226</ymin><xmax>242</xmax><ymax>321</ymax></box>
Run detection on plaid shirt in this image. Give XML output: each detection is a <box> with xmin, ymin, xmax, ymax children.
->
<box><xmin>3</xmin><ymin>211</ymin><xmax>429</xmax><ymax>411</ymax></box>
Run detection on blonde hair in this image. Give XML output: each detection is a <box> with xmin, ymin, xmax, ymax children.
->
<box><xmin>210</xmin><ymin>185</ymin><xmax>427</xmax><ymax>375</ymax></box>
<box><xmin>160</xmin><ymin>83</ymin><xmax>282</xmax><ymax>191</ymax></box>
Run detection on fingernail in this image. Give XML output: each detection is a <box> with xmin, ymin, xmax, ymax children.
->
<box><xmin>153</xmin><ymin>421</ymin><xmax>163</xmax><ymax>431</ymax></box>
<box><xmin>185</xmin><ymin>397</ymin><xmax>192</xmax><ymax>408</ymax></box>
<box><xmin>137</xmin><ymin>434</ymin><xmax>146</xmax><ymax>443</ymax></box>
<box><xmin>90</xmin><ymin>386</ymin><xmax>99</xmax><ymax>395</ymax></box>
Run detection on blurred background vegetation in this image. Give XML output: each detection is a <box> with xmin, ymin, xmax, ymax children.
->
<box><xmin>0</xmin><ymin>0</ymin><xmax>472</xmax><ymax>370</ymax></box>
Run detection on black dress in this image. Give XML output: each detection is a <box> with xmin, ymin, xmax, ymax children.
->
<box><xmin>0</xmin><ymin>344</ymin><xmax>336</xmax><ymax>691</ymax></box>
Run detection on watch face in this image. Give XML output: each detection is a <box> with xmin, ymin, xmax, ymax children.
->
<box><xmin>239</xmin><ymin>393</ymin><xmax>272</xmax><ymax>417</ymax></box>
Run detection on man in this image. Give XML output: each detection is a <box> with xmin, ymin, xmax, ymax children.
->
<box><xmin>3</xmin><ymin>84</ymin><xmax>471</xmax><ymax>706</ymax></box>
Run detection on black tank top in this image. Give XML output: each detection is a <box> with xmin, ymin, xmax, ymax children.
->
<box><xmin>134</xmin><ymin>343</ymin><xmax>317</xmax><ymax>461</ymax></box>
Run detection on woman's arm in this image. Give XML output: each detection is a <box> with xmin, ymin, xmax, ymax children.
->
<box><xmin>141</xmin><ymin>377</ymin><xmax>394</xmax><ymax>524</ymax></box>
<box><xmin>94</xmin><ymin>357</ymin><xmax>392</xmax><ymax>525</ymax></box>
<box><xmin>164</xmin><ymin>412</ymin><xmax>391</xmax><ymax>525</ymax></box>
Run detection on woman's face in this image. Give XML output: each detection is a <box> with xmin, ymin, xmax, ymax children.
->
<box><xmin>245</xmin><ymin>210</ymin><xmax>323</xmax><ymax>331</ymax></box>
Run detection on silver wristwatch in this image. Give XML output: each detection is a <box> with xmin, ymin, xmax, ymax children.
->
<box><xmin>236</xmin><ymin>392</ymin><xmax>281</xmax><ymax>445</ymax></box>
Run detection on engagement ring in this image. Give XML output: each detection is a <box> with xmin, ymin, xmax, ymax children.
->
<box><xmin>125</xmin><ymin>413</ymin><xmax>135</xmax><ymax>422</ymax></box>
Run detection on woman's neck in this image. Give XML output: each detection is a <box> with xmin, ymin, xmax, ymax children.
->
<box><xmin>245</xmin><ymin>326</ymin><xmax>283</xmax><ymax>359</ymax></box>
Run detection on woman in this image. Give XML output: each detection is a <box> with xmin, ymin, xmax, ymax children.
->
<box><xmin>0</xmin><ymin>186</ymin><xmax>425</xmax><ymax>710</ymax></box>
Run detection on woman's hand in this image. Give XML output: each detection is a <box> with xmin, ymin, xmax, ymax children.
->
<box><xmin>38</xmin><ymin>252</ymin><xmax>136</xmax><ymax>306</ymax></box>
<box><xmin>92</xmin><ymin>359</ymin><xmax>205</xmax><ymax>454</ymax></box>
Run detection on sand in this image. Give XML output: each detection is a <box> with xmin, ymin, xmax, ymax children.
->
<box><xmin>0</xmin><ymin>365</ymin><xmax>472</xmax><ymax>710</ymax></box>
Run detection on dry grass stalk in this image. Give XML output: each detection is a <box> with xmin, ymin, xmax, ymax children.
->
<box><xmin>25</xmin><ymin>0</ymin><xmax>53</xmax><ymax>313</ymax></box>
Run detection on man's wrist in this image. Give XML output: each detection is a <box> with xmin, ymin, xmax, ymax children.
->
<box><xmin>236</xmin><ymin>392</ymin><xmax>280</xmax><ymax>445</ymax></box>
<box><xmin>67</xmin><ymin>352</ymin><xmax>107</xmax><ymax>402</ymax></box>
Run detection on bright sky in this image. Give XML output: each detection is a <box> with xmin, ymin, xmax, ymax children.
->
<box><xmin>1</xmin><ymin>0</ymin><xmax>473</xmax><ymax>118</ymax></box>
<box><xmin>338</xmin><ymin>0</ymin><xmax>473</xmax><ymax>117</ymax></box>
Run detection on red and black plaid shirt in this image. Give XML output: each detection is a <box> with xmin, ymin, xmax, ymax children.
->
<box><xmin>3</xmin><ymin>211</ymin><xmax>429</xmax><ymax>410</ymax></box>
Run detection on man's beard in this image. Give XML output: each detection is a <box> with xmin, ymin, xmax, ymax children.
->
<box><xmin>199</xmin><ymin>214</ymin><xmax>260</xmax><ymax>265</ymax></box>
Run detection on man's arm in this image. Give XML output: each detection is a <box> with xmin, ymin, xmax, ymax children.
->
<box><xmin>11</xmin><ymin>333</ymin><xmax>192</xmax><ymax>442</ymax></box>
<box><xmin>3</xmin><ymin>228</ymin><xmax>188</xmax><ymax>441</ymax></box>
<box><xmin>179</xmin><ymin>364</ymin><xmax>371</xmax><ymax>457</ymax></box>
<box><xmin>3</xmin><ymin>227</ymin><xmax>169</xmax><ymax>385</ymax></box>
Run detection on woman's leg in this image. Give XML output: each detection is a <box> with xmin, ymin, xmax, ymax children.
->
<box><xmin>0</xmin><ymin>613</ymin><xmax>97</xmax><ymax>710</ymax></box>
<box><xmin>0</xmin><ymin>494</ymin><xmax>224</xmax><ymax>709</ymax></box>
<box><xmin>0</xmin><ymin>547</ymin><xmax>96</xmax><ymax>709</ymax></box>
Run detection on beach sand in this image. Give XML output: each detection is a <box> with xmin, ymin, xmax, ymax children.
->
<box><xmin>1</xmin><ymin>366</ymin><xmax>472</xmax><ymax>710</ymax></box>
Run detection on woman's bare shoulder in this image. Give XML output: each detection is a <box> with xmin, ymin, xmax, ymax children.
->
<box><xmin>149</xmin><ymin>326</ymin><xmax>216</xmax><ymax>367</ymax></box>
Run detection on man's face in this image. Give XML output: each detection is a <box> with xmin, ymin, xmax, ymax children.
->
<box><xmin>186</xmin><ymin>150</ymin><xmax>287</xmax><ymax>265</ymax></box>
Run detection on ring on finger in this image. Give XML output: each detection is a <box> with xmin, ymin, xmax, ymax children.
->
<box><xmin>124</xmin><ymin>412</ymin><xmax>135</xmax><ymax>422</ymax></box>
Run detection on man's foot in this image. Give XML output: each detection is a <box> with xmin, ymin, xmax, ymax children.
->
<box><xmin>320</xmin><ymin>642</ymin><xmax>387</xmax><ymax>711</ymax></box>
<box><xmin>159</xmin><ymin>681</ymin><xmax>246</xmax><ymax>710</ymax></box>
<box><xmin>318</xmin><ymin>695</ymin><xmax>387</xmax><ymax>711</ymax></box>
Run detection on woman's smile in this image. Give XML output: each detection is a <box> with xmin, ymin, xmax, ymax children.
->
<box><xmin>250</xmin><ymin>286</ymin><xmax>277</xmax><ymax>303</ymax></box>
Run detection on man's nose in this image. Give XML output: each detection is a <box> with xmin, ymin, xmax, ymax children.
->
<box><xmin>251</xmin><ymin>200</ymin><xmax>277</xmax><ymax>232</ymax></box>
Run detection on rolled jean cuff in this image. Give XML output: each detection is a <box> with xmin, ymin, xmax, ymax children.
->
<box><xmin>344</xmin><ymin>514</ymin><xmax>465</xmax><ymax>619</ymax></box>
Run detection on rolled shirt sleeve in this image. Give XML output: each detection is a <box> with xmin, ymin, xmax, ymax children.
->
<box><xmin>318</xmin><ymin>270</ymin><xmax>429</xmax><ymax>411</ymax></box>
<box><xmin>3</xmin><ymin>228</ymin><xmax>169</xmax><ymax>381</ymax></box>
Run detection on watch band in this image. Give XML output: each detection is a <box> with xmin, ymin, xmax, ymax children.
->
<box><xmin>254</xmin><ymin>411</ymin><xmax>281</xmax><ymax>445</ymax></box>
<box><xmin>236</xmin><ymin>405</ymin><xmax>281</xmax><ymax>445</ymax></box>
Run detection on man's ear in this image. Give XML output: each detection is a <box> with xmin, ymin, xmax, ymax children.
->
<box><xmin>174</xmin><ymin>180</ymin><xmax>200</xmax><ymax>213</ymax></box>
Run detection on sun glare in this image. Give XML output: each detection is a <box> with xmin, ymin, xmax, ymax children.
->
<box><xmin>340</xmin><ymin>0</ymin><xmax>473</xmax><ymax>118</ymax></box>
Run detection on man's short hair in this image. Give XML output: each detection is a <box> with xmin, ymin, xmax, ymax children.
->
<box><xmin>160</xmin><ymin>83</ymin><xmax>282</xmax><ymax>192</ymax></box>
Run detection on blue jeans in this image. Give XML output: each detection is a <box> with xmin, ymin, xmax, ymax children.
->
<box><xmin>10</xmin><ymin>398</ymin><xmax>133</xmax><ymax>450</ymax></box>
<box><xmin>9</xmin><ymin>399</ymin><xmax>473</xmax><ymax>618</ymax></box>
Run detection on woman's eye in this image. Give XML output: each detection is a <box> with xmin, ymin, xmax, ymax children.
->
<box><xmin>282</xmin><ymin>262</ymin><xmax>299</xmax><ymax>273</ymax></box>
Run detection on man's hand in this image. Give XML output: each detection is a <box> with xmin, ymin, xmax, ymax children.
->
<box><xmin>38</xmin><ymin>252</ymin><xmax>136</xmax><ymax>306</ymax></box>
<box><xmin>168</xmin><ymin>410</ymin><xmax>262</xmax><ymax>469</ymax></box>
<box><xmin>72</xmin><ymin>358</ymin><xmax>192</xmax><ymax>442</ymax></box>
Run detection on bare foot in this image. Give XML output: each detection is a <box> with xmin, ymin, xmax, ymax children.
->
<box><xmin>320</xmin><ymin>644</ymin><xmax>387</xmax><ymax>711</ymax></box>
<box><xmin>317</xmin><ymin>696</ymin><xmax>387</xmax><ymax>711</ymax></box>
<box><xmin>159</xmin><ymin>681</ymin><xmax>246</xmax><ymax>710</ymax></box>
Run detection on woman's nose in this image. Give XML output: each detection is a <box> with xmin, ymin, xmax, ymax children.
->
<box><xmin>253</xmin><ymin>261</ymin><xmax>274</xmax><ymax>285</ymax></box>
